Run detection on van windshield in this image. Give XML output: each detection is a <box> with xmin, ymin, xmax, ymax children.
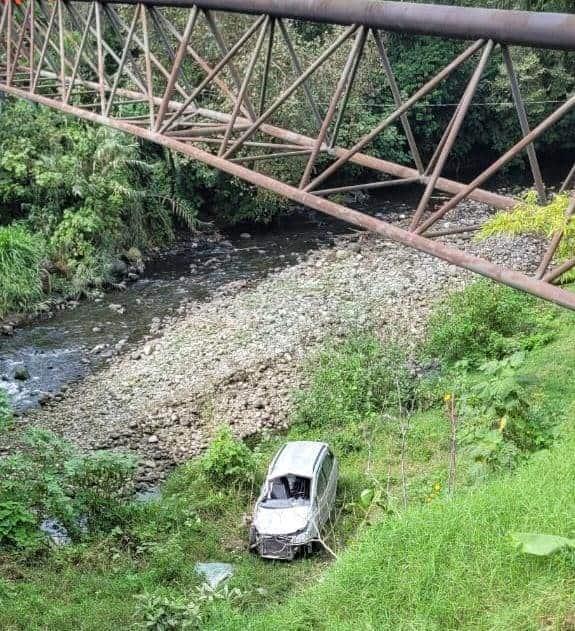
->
<box><xmin>261</xmin><ymin>474</ymin><xmax>311</xmax><ymax>508</ymax></box>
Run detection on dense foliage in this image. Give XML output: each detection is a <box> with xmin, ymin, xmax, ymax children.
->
<box><xmin>0</xmin><ymin>428</ymin><xmax>137</xmax><ymax>549</ymax></box>
<box><xmin>0</xmin><ymin>101</ymin><xmax>205</xmax><ymax>313</ymax></box>
<box><xmin>199</xmin><ymin>426</ymin><xmax>256</xmax><ymax>486</ymax></box>
<box><xmin>0</xmin><ymin>224</ymin><xmax>45</xmax><ymax>317</ymax></box>
<box><xmin>423</xmin><ymin>280</ymin><xmax>552</xmax><ymax>363</ymax></box>
<box><xmin>295</xmin><ymin>334</ymin><xmax>414</xmax><ymax>431</ymax></box>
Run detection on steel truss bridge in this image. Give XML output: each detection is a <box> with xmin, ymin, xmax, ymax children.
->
<box><xmin>0</xmin><ymin>0</ymin><xmax>574</xmax><ymax>307</ymax></box>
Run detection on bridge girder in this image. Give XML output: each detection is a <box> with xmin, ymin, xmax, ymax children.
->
<box><xmin>0</xmin><ymin>0</ymin><xmax>574</xmax><ymax>308</ymax></box>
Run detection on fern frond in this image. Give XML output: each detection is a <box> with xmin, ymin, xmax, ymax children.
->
<box><xmin>479</xmin><ymin>192</ymin><xmax>574</xmax><ymax>263</ymax></box>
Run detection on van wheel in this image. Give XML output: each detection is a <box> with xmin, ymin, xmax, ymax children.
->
<box><xmin>248</xmin><ymin>527</ymin><xmax>257</xmax><ymax>551</ymax></box>
<box><xmin>304</xmin><ymin>541</ymin><xmax>319</xmax><ymax>557</ymax></box>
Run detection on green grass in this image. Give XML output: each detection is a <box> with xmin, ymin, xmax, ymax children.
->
<box><xmin>233</xmin><ymin>436</ymin><xmax>575</xmax><ymax>630</ymax></box>
<box><xmin>0</xmin><ymin>405</ymin><xmax>455</xmax><ymax>630</ymax></box>
<box><xmin>2</xmin><ymin>291</ymin><xmax>575</xmax><ymax>630</ymax></box>
<box><xmin>220</xmin><ymin>313</ymin><xmax>575</xmax><ymax>630</ymax></box>
<box><xmin>0</xmin><ymin>224</ymin><xmax>45</xmax><ymax>318</ymax></box>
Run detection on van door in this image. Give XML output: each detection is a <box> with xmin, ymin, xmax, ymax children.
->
<box><xmin>326</xmin><ymin>451</ymin><xmax>338</xmax><ymax>519</ymax></box>
<box><xmin>313</xmin><ymin>460</ymin><xmax>328</xmax><ymax>529</ymax></box>
<box><xmin>316</xmin><ymin>452</ymin><xmax>336</xmax><ymax>528</ymax></box>
<box><xmin>322</xmin><ymin>451</ymin><xmax>337</xmax><ymax>521</ymax></box>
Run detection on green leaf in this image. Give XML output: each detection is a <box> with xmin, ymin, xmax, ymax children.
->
<box><xmin>509</xmin><ymin>532</ymin><xmax>575</xmax><ymax>556</ymax></box>
<box><xmin>359</xmin><ymin>488</ymin><xmax>375</xmax><ymax>509</ymax></box>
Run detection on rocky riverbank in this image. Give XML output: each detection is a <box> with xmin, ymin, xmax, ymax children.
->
<box><xmin>2</xmin><ymin>201</ymin><xmax>544</xmax><ymax>489</ymax></box>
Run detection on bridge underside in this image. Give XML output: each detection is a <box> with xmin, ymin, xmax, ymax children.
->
<box><xmin>1</xmin><ymin>0</ymin><xmax>574</xmax><ymax>307</ymax></box>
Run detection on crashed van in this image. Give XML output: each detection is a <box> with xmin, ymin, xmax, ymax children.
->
<box><xmin>249</xmin><ymin>441</ymin><xmax>338</xmax><ymax>560</ymax></box>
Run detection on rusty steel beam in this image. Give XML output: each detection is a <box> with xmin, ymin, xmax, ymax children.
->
<box><xmin>314</xmin><ymin>176</ymin><xmax>421</xmax><ymax>197</ymax></box>
<box><xmin>410</xmin><ymin>40</ymin><xmax>494</xmax><ymax>231</ymax></box>
<box><xmin>230</xmin><ymin>148</ymin><xmax>311</xmax><ymax>163</ymax></box>
<box><xmin>151</xmin><ymin>8</ymin><xmax>250</xmax><ymax>118</ymax></box>
<box><xmin>32</xmin><ymin>0</ymin><xmax>58</xmax><ymax>92</ymax></box>
<box><xmin>28</xmin><ymin>0</ymin><xmax>33</xmax><ymax>85</ymax></box>
<box><xmin>7</xmin><ymin>1</ymin><xmax>30</xmax><ymax>85</ymax></box>
<box><xmin>299</xmin><ymin>26</ymin><xmax>367</xmax><ymax>188</ymax></box>
<box><xmin>426</xmin><ymin>224</ymin><xmax>482</xmax><ymax>239</ymax></box>
<box><xmin>502</xmin><ymin>45</ymin><xmax>546</xmax><ymax>204</ymax></box>
<box><xmin>104</xmin><ymin>4</ymin><xmax>139</xmax><ymax>114</ymax></box>
<box><xmin>65</xmin><ymin>2</ymin><xmax>95</xmax><ymax>103</ymax></box>
<box><xmin>373</xmin><ymin>30</ymin><xmax>423</xmax><ymax>175</ymax></box>
<box><xmin>543</xmin><ymin>257</ymin><xmax>575</xmax><ymax>284</ymax></box>
<box><xmin>2</xmin><ymin>82</ymin><xmax>575</xmax><ymax>310</ymax></box>
<box><xmin>84</xmin><ymin>0</ymin><xmax>575</xmax><ymax>51</ymax></box>
<box><xmin>277</xmin><ymin>18</ymin><xmax>322</xmax><ymax>130</ymax></box>
<box><xmin>304</xmin><ymin>39</ymin><xmax>485</xmax><ymax>193</ymax></box>
<box><xmin>560</xmin><ymin>163</ymin><xmax>575</xmax><ymax>193</ymax></box>
<box><xmin>222</xmin><ymin>23</ymin><xmax>358</xmax><ymax>158</ymax></box>
<box><xmin>160</xmin><ymin>14</ymin><xmax>266</xmax><ymax>132</ymax></box>
<box><xmin>258</xmin><ymin>16</ymin><xmax>274</xmax><ymax>117</ymax></box>
<box><xmin>23</xmin><ymin>66</ymin><xmax>516</xmax><ymax>210</ymax></box>
<box><xmin>219</xmin><ymin>15</ymin><xmax>269</xmax><ymax>156</ymax></box>
<box><xmin>154</xmin><ymin>7</ymin><xmax>198</xmax><ymax>129</ymax></box>
<box><xmin>203</xmin><ymin>9</ymin><xmax>258</xmax><ymax>121</ymax></box>
<box><xmin>416</xmin><ymin>94</ymin><xmax>575</xmax><ymax>234</ymax></box>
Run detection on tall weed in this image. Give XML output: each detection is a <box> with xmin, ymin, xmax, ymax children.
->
<box><xmin>0</xmin><ymin>224</ymin><xmax>45</xmax><ymax>317</ymax></box>
<box><xmin>295</xmin><ymin>333</ymin><xmax>414</xmax><ymax>431</ymax></box>
<box><xmin>424</xmin><ymin>280</ymin><xmax>552</xmax><ymax>364</ymax></box>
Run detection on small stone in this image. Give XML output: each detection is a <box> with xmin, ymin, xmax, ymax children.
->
<box><xmin>240</xmin><ymin>232</ymin><xmax>252</xmax><ymax>239</ymax></box>
<box><xmin>148</xmin><ymin>435</ymin><xmax>159</xmax><ymax>444</ymax></box>
<box><xmin>14</xmin><ymin>366</ymin><xmax>30</xmax><ymax>381</ymax></box>
<box><xmin>143</xmin><ymin>343</ymin><xmax>154</xmax><ymax>356</ymax></box>
<box><xmin>109</xmin><ymin>303</ymin><xmax>126</xmax><ymax>315</ymax></box>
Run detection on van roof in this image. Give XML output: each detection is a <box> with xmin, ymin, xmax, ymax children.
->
<box><xmin>270</xmin><ymin>441</ymin><xmax>327</xmax><ymax>478</ymax></box>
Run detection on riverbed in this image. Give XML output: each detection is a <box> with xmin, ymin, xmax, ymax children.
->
<box><xmin>1</xmin><ymin>191</ymin><xmax>544</xmax><ymax>487</ymax></box>
<box><xmin>0</xmin><ymin>188</ymin><xmax>426</xmax><ymax>413</ymax></box>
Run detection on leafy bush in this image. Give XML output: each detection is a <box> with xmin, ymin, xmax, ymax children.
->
<box><xmin>200</xmin><ymin>427</ymin><xmax>256</xmax><ymax>486</ymax></box>
<box><xmin>452</xmin><ymin>353</ymin><xmax>558</xmax><ymax>478</ymax></box>
<box><xmin>0</xmin><ymin>430</ymin><xmax>77</xmax><ymax>533</ymax></box>
<box><xmin>65</xmin><ymin>451</ymin><xmax>137</xmax><ymax>532</ymax></box>
<box><xmin>424</xmin><ymin>280</ymin><xmax>549</xmax><ymax>363</ymax></box>
<box><xmin>0</xmin><ymin>224</ymin><xmax>45</xmax><ymax>317</ymax></box>
<box><xmin>0</xmin><ymin>102</ymin><xmax>200</xmax><ymax>302</ymax></box>
<box><xmin>0</xmin><ymin>500</ymin><xmax>39</xmax><ymax>550</ymax></box>
<box><xmin>134</xmin><ymin>592</ymin><xmax>202</xmax><ymax>630</ymax></box>
<box><xmin>473</xmin><ymin>354</ymin><xmax>557</xmax><ymax>453</ymax></box>
<box><xmin>0</xmin><ymin>429</ymin><xmax>137</xmax><ymax>546</ymax></box>
<box><xmin>295</xmin><ymin>333</ymin><xmax>415</xmax><ymax>430</ymax></box>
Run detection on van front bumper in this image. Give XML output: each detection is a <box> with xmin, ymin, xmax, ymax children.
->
<box><xmin>257</xmin><ymin>535</ymin><xmax>298</xmax><ymax>560</ymax></box>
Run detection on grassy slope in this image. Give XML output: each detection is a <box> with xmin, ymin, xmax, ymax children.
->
<box><xmin>0</xmin><ymin>409</ymin><xmax>452</xmax><ymax>630</ymax></box>
<box><xmin>222</xmin><ymin>318</ymin><xmax>575</xmax><ymax>631</ymax></box>
<box><xmin>2</xmin><ymin>307</ymin><xmax>575</xmax><ymax>630</ymax></box>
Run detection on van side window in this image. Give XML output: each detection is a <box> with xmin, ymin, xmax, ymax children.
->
<box><xmin>321</xmin><ymin>452</ymin><xmax>333</xmax><ymax>481</ymax></box>
<box><xmin>316</xmin><ymin>467</ymin><xmax>328</xmax><ymax>498</ymax></box>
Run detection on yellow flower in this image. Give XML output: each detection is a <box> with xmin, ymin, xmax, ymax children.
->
<box><xmin>444</xmin><ymin>393</ymin><xmax>452</xmax><ymax>403</ymax></box>
<box><xmin>433</xmin><ymin>482</ymin><xmax>442</xmax><ymax>492</ymax></box>
<box><xmin>498</xmin><ymin>416</ymin><xmax>508</xmax><ymax>432</ymax></box>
